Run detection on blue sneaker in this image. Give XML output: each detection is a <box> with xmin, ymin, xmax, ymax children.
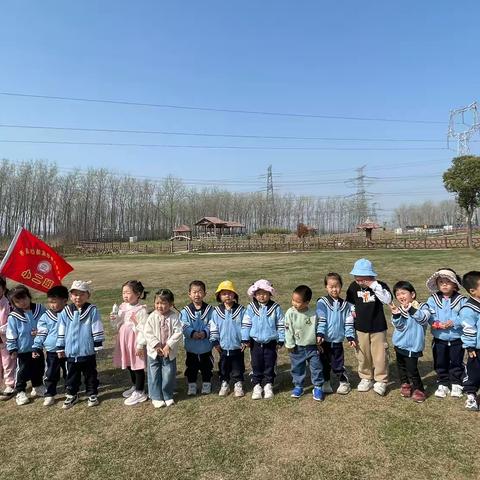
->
<box><xmin>291</xmin><ymin>386</ymin><xmax>304</xmax><ymax>398</ymax></box>
<box><xmin>313</xmin><ymin>387</ymin><xmax>325</xmax><ymax>402</ymax></box>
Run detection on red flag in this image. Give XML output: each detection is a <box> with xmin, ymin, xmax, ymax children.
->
<box><xmin>0</xmin><ymin>227</ymin><xmax>73</xmax><ymax>293</ymax></box>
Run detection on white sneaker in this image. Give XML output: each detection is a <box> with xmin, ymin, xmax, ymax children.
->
<box><xmin>122</xmin><ymin>386</ymin><xmax>136</xmax><ymax>398</ymax></box>
<box><xmin>465</xmin><ymin>394</ymin><xmax>478</xmax><ymax>410</ymax></box>
<box><xmin>43</xmin><ymin>396</ymin><xmax>55</xmax><ymax>406</ymax></box>
<box><xmin>373</xmin><ymin>381</ymin><xmax>387</xmax><ymax>396</ymax></box>
<box><xmin>2</xmin><ymin>386</ymin><xmax>15</xmax><ymax>395</ymax></box>
<box><xmin>124</xmin><ymin>390</ymin><xmax>148</xmax><ymax>406</ymax></box>
<box><xmin>234</xmin><ymin>381</ymin><xmax>245</xmax><ymax>397</ymax></box>
<box><xmin>152</xmin><ymin>400</ymin><xmax>166</xmax><ymax>408</ymax></box>
<box><xmin>16</xmin><ymin>391</ymin><xmax>30</xmax><ymax>406</ymax></box>
<box><xmin>87</xmin><ymin>395</ymin><xmax>99</xmax><ymax>407</ymax></box>
<box><xmin>219</xmin><ymin>381</ymin><xmax>230</xmax><ymax>397</ymax></box>
<box><xmin>187</xmin><ymin>383</ymin><xmax>197</xmax><ymax>396</ymax></box>
<box><xmin>336</xmin><ymin>382</ymin><xmax>352</xmax><ymax>395</ymax></box>
<box><xmin>357</xmin><ymin>379</ymin><xmax>374</xmax><ymax>392</ymax></box>
<box><xmin>264</xmin><ymin>383</ymin><xmax>274</xmax><ymax>399</ymax></box>
<box><xmin>201</xmin><ymin>382</ymin><xmax>212</xmax><ymax>395</ymax></box>
<box><xmin>451</xmin><ymin>384</ymin><xmax>464</xmax><ymax>398</ymax></box>
<box><xmin>165</xmin><ymin>399</ymin><xmax>175</xmax><ymax>407</ymax></box>
<box><xmin>434</xmin><ymin>385</ymin><xmax>450</xmax><ymax>398</ymax></box>
<box><xmin>322</xmin><ymin>381</ymin><xmax>333</xmax><ymax>394</ymax></box>
<box><xmin>30</xmin><ymin>385</ymin><xmax>46</xmax><ymax>398</ymax></box>
<box><xmin>252</xmin><ymin>384</ymin><xmax>263</xmax><ymax>400</ymax></box>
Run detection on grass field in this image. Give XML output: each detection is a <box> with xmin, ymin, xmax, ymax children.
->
<box><xmin>1</xmin><ymin>249</ymin><xmax>479</xmax><ymax>480</ymax></box>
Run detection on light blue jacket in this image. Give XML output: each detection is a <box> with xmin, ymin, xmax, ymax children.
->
<box><xmin>427</xmin><ymin>292</ymin><xmax>467</xmax><ymax>341</ymax></box>
<box><xmin>209</xmin><ymin>304</ymin><xmax>245</xmax><ymax>352</ymax></box>
<box><xmin>32</xmin><ymin>309</ymin><xmax>62</xmax><ymax>352</ymax></box>
<box><xmin>241</xmin><ymin>299</ymin><xmax>285</xmax><ymax>344</ymax></box>
<box><xmin>316</xmin><ymin>296</ymin><xmax>355</xmax><ymax>343</ymax></box>
<box><xmin>6</xmin><ymin>303</ymin><xmax>46</xmax><ymax>353</ymax></box>
<box><xmin>56</xmin><ymin>303</ymin><xmax>104</xmax><ymax>361</ymax></box>
<box><xmin>392</xmin><ymin>302</ymin><xmax>430</xmax><ymax>356</ymax></box>
<box><xmin>180</xmin><ymin>302</ymin><xmax>213</xmax><ymax>354</ymax></box>
<box><xmin>460</xmin><ymin>298</ymin><xmax>480</xmax><ymax>350</ymax></box>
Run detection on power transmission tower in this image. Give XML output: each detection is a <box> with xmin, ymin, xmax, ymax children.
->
<box><xmin>447</xmin><ymin>101</ymin><xmax>480</xmax><ymax>155</ymax></box>
<box><xmin>265</xmin><ymin>165</ymin><xmax>275</xmax><ymax>227</ymax></box>
<box><xmin>354</xmin><ymin>165</ymin><xmax>369</xmax><ymax>223</ymax></box>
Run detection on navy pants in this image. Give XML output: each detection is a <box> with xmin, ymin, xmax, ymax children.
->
<box><xmin>219</xmin><ymin>349</ymin><xmax>245</xmax><ymax>383</ymax></box>
<box><xmin>463</xmin><ymin>352</ymin><xmax>480</xmax><ymax>395</ymax></box>
<box><xmin>45</xmin><ymin>351</ymin><xmax>66</xmax><ymax>396</ymax></box>
<box><xmin>432</xmin><ymin>338</ymin><xmax>464</xmax><ymax>386</ymax></box>
<box><xmin>65</xmin><ymin>355</ymin><xmax>99</xmax><ymax>396</ymax></box>
<box><xmin>320</xmin><ymin>342</ymin><xmax>348</xmax><ymax>383</ymax></box>
<box><xmin>395</xmin><ymin>348</ymin><xmax>424</xmax><ymax>391</ymax></box>
<box><xmin>127</xmin><ymin>367</ymin><xmax>146</xmax><ymax>391</ymax></box>
<box><xmin>15</xmin><ymin>351</ymin><xmax>44</xmax><ymax>392</ymax></box>
<box><xmin>290</xmin><ymin>345</ymin><xmax>323</xmax><ymax>388</ymax></box>
<box><xmin>185</xmin><ymin>351</ymin><xmax>213</xmax><ymax>383</ymax></box>
<box><xmin>251</xmin><ymin>340</ymin><xmax>277</xmax><ymax>385</ymax></box>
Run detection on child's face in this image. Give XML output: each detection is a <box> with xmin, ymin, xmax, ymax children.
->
<box><xmin>395</xmin><ymin>288</ymin><xmax>415</xmax><ymax>306</ymax></box>
<box><xmin>436</xmin><ymin>277</ymin><xmax>456</xmax><ymax>296</ymax></box>
<box><xmin>291</xmin><ymin>292</ymin><xmax>309</xmax><ymax>311</ymax></box>
<box><xmin>254</xmin><ymin>289</ymin><xmax>271</xmax><ymax>303</ymax></box>
<box><xmin>189</xmin><ymin>286</ymin><xmax>206</xmax><ymax>305</ymax></box>
<box><xmin>122</xmin><ymin>285</ymin><xmax>140</xmax><ymax>305</ymax></box>
<box><xmin>48</xmin><ymin>297</ymin><xmax>68</xmax><ymax>313</ymax></box>
<box><xmin>155</xmin><ymin>297</ymin><xmax>172</xmax><ymax>315</ymax></box>
<box><xmin>13</xmin><ymin>296</ymin><xmax>31</xmax><ymax>310</ymax></box>
<box><xmin>70</xmin><ymin>290</ymin><xmax>90</xmax><ymax>308</ymax></box>
<box><xmin>219</xmin><ymin>290</ymin><xmax>235</xmax><ymax>307</ymax></box>
<box><xmin>355</xmin><ymin>276</ymin><xmax>375</xmax><ymax>288</ymax></box>
<box><xmin>468</xmin><ymin>279</ymin><xmax>480</xmax><ymax>300</ymax></box>
<box><xmin>326</xmin><ymin>278</ymin><xmax>342</xmax><ymax>299</ymax></box>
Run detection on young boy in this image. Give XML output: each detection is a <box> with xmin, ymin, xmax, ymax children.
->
<box><xmin>459</xmin><ymin>271</ymin><xmax>480</xmax><ymax>410</ymax></box>
<box><xmin>317</xmin><ymin>273</ymin><xmax>356</xmax><ymax>395</ymax></box>
<box><xmin>180</xmin><ymin>280</ymin><xmax>213</xmax><ymax>396</ymax></box>
<box><xmin>32</xmin><ymin>285</ymin><xmax>69</xmax><ymax>406</ymax></box>
<box><xmin>346</xmin><ymin>258</ymin><xmax>392</xmax><ymax>396</ymax></box>
<box><xmin>56</xmin><ymin>280</ymin><xmax>105</xmax><ymax>409</ymax></box>
<box><xmin>285</xmin><ymin>285</ymin><xmax>324</xmax><ymax>401</ymax></box>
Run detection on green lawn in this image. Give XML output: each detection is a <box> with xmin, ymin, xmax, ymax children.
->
<box><xmin>1</xmin><ymin>249</ymin><xmax>479</xmax><ymax>480</ymax></box>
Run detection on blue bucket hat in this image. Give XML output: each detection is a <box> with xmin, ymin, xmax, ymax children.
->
<box><xmin>350</xmin><ymin>258</ymin><xmax>377</xmax><ymax>277</ymax></box>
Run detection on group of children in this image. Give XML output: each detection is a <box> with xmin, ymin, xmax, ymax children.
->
<box><xmin>1</xmin><ymin>258</ymin><xmax>480</xmax><ymax>411</ymax></box>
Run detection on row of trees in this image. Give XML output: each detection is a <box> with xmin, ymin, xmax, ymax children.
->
<box><xmin>393</xmin><ymin>200</ymin><xmax>464</xmax><ymax>228</ymax></box>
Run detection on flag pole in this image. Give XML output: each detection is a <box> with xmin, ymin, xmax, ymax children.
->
<box><xmin>0</xmin><ymin>226</ymin><xmax>23</xmax><ymax>273</ymax></box>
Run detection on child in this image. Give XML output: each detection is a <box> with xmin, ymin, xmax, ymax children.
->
<box><xmin>390</xmin><ymin>281</ymin><xmax>430</xmax><ymax>403</ymax></box>
<box><xmin>241</xmin><ymin>279</ymin><xmax>284</xmax><ymax>400</ymax></box>
<box><xmin>346</xmin><ymin>258</ymin><xmax>392</xmax><ymax>396</ymax></box>
<box><xmin>0</xmin><ymin>277</ymin><xmax>15</xmax><ymax>398</ymax></box>
<box><xmin>112</xmin><ymin>280</ymin><xmax>149</xmax><ymax>406</ymax></box>
<box><xmin>32</xmin><ymin>285</ymin><xmax>69</xmax><ymax>406</ymax></box>
<box><xmin>180</xmin><ymin>280</ymin><xmax>213</xmax><ymax>396</ymax></box>
<box><xmin>56</xmin><ymin>280</ymin><xmax>105</xmax><ymax>409</ymax></box>
<box><xmin>143</xmin><ymin>289</ymin><xmax>182</xmax><ymax>408</ymax></box>
<box><xmin>208</xmin><ymin>280</ymin><xmax>246</xmax><ymax>397</ymax></box>
<box><xmin>426</xmin><ymin>268</ymin><xmax>467</xmax><ymax>398</ymax></box>
<box><xmin>285</xmin><ymin>285</ymin><xmax>324</xmax><ymax>401</ymax></box>
<box><xmin>317</xmin><ymin>273</ymin><xmax>356</xmax><ymax>395</ymax></box>
<box><xmin>459</xmin><ymin>271</ymin><xmax>480</xmax><ymax>410</ymax></box>
<box><xmin>6</xmin><ymin>285</ymin><xmax>46</xmax><ymax>405</ymax></box>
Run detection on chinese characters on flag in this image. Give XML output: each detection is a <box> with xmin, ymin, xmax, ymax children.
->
<box><xmin>0</xmin><ymin>227</ymin><xmax>73</xmax><ymax>293</ymax></box>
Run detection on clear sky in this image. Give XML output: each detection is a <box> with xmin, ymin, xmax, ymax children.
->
<box><xmin>1</xmin><ymin>1</ymin><xmax>479</xmax><ymax>219</ymax></box>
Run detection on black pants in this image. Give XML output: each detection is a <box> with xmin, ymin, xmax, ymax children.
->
<box><xmin>432</xmin><ymin>338</ymin><xmax>464</xmax><ymax>386</ymax></box>
<box><xmin>251</xmin><ymin>340</ymin><xmax>277</xmax><ymax>386</ymax></box>
<box><xmin>185</xmin><ymin>351</ymin><xmax>213</xmax><ymax>383</ymax></box>
<box><xmin>127</xmin><ymin>366</ymin><xmax>145</xmax><ymax>391</ymax></box>
<box><xmin>65</xmin><ymin>355</ymin><xmax>98</xmax><ymax>396</ymax></box>
<box><xmin>219</xmin><ymin>349</ymin><xmax>245</xmax><ymax>383</ymax></box>
<box><xmin>395</xmin><ymin>349</ymin><xmax>424</xmax><ymax>391</ymax></box>
<box><xmin>463</xmin><ymin>353</ymin><xmax>480</xmax><ymax>395</ymax></box>
<box><xmin>45</xmin><ymin>351</ymin><xmax>66</xmax><ymax>396</ymax></box>
<box><xmin>15</xmin><ymin>351</ymin><xmax>45</xmax><ymax>392</ymax></box>
<box><xmin>320</xmin><ymin>342</ymin><xmax>348</xmax><ymax>383</ymax></box>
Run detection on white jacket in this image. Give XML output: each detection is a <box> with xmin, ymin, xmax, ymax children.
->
<box><xmin>143</xmin><ymin>310</ymin><xmax>182</xmax><ymax>360</ymax></box>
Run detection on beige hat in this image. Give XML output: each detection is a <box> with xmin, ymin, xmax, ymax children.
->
<box><xmin>426</xmin><ymin>269</ymin><xmax>461</xmax><ymax>293</ymax></box>
<box><xmin>69</xmin><ymin>280</ymin><xmax>93</xmax><ymax>293</ymax></box>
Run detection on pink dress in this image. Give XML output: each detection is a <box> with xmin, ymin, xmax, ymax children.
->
<box><xmin>112</xmin><ymin>303</ymin><xmax>148</xmax><ymax>370</ymax></box>
<box><xmin>0</xmin><ymin>295</ymin><xmax>15</xmax><ymax>388</ymax></box>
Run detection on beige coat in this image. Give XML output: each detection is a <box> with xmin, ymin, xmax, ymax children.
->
<box><xmin>143</xmin><ymin>310</ymin><xmax>183</xmax><ymax>360</ymax></box>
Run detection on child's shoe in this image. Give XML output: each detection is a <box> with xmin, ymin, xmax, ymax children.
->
<box><xmin>201</xmin><ymin>382</ymin><xmax>212</xmax><ymax>395</ymax></box>
<box><xmin>187</xmin><ymin>383</ymin><xmax>197</xmax><ymax>396</ymax></box>
<box><xmin>312</xmin><ymin>386</ymin><xmax>325</xmax><ymax>402</ymax></box>
<box><xmin>291</xmin><ymin>386</ymin><xmax>304</xmax><ymax>398</ymax></box>
<box><xmin>322</xmin><ymin>381</ymin><xmax>333</xmax><ymax>394</ymax></box>
<box><xmin>465</xmin><ymin>394</ymin><xmax>478</xmax><ymax>411</ymax></box>
<box><xmin>122</xmin><ymin>386</ymin><xmax>136</xmax><ymax>398</ymax></box>
<box><xmin>451</xmin><ymin>384</ymin><xmax>463</xmax><ymax>398</ymax></box>
<box><xmin>43</xmin><ymin>396</ymin><xmax>55</xmax><ymax>406</ymax></box>
<box><xmin>400</xmin><ymin>383</ymin><xmax>412</xmax><ymax>398</ymax></box>
<box><xmin>412</xmin><ymin>389</ymin><xmax>426</xmax><ymax>403</ymax></box>
<box><xmin>219</xmin><ymin>381</ymin><xmax>230</xmax><ymax>397</ymax></box>
<box><xmin>252</xmin><ymin>384</ymin><xmax>263</xmax><ymax>400</ymax></box>
<box><xmin>15</xmin><ymin>391</ymin><xmax>30</xmax><ymax>406</ymax></box>
<box><xmin>336</xmin><ymin>382</ymin><xmax>351</xmax><ymax>395</ymax></box>
<box><xmin>152</xmin><ymin>400</ymin><xmax>166</xmax><ymax>408</ymax></box>
<box><xmin>30</xmin><ymin>385</ymin><xmax>46</xmax><ymax>398</ymax></box>
<box><xmin>234</xmin><ymin>381</ymin><xmax>244</xmax><ymax>397</ymax></box>
<box><xmin>165</xmin><ymin>399</ymin><xmax>175</xmax><ymax>407</ymax></box>
<box><xmin>373</xmin><ymin>382</ymin><xmax>387</xmax><ymax>396</ymax></box>
<box><xmin>0</xmin><ymin>386</ymin><xmax>15</xmax><ymax>399</ymax></box>
<box><xmin>62</xmin><ymin>394</ymin><xmax>79</xmax><ymax>409</ymax></box>
<box><xmin>87</xmin><ymin>395</ymin><xmax>99</xmax><ymax>407</ymax></box>
<box><xmin>124</xmin><ymin>390</ymin><xmax>148</xmax><ymax>406</ymax></box>
<box><xmin>263</xmin><ymin>383</ymin><xmax>274</xmax><ymax>399</ymax></box>
<box><xmin>357</xmin><ymin>379</ymin><xmax>374</xmax><ymax>392</ymax></box>
<box><xmin>434</xmin><ymin>385</ymin><xmax>450</xmax><ymax>398</ymax></box>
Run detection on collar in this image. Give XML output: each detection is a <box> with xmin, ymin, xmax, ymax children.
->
<box><xmin>46</xmin><ymin>309</ymin><xmax>59</xmax><ymax>321</ymax></box>
<box><xmin>432</xmin><ymin>291</ymin><xmax>464</xmax><ymax>309</ymax></box>
<box><xmin>184</xmin><ymin>302</ymin><xmax>211</xmax><ymax>321</ymax></box>
<box><xmin>10</xmin><ymin>303</ymin><xmax>42</xmax><ymax>322</ymax></box>
<box><xmin>215</xmin><ymin>303</ymin><xmax>243</xmax><ymax>319</ymax></box>
<box><xmin>250</xmin><ymin>298</ymin><xmax>277</xmax><ymax>317</ymax></box>
<box><xmin>65</xmin><ymin>302</ymin><xmax>95</xmax><ymax>320</ymax></box>
<box><xmin>465</xmin><ymin>297</ymin><xmax>480</xmax><ymax>314</ymax></box>
<box><xmin>318</xmin><ymin>295</ymin><xmax>348</xmax><ymax>312</ymax></box>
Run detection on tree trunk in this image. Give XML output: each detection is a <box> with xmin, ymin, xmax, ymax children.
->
<box><xmin>467</xmin><ymin>209</ymin><xmax>474</xmax><ymax>249</ymax></box>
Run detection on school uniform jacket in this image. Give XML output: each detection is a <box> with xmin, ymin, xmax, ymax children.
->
<box><xmin>316</xmin><ymin>296</ymin><xmax>355</xmax><ymax>343</ymax></box>
<box><xmin>427</xmin><ymin>291</ymin><xmax>467</xmax><ymax>342</ymax></box>
<box><xmin>179</xmin><ymin>302</ymin><xmax>213</xmax><ymax>354</ymax></box>
<box><xmin>208</xmin><ymin>303</ymin><xmax>245</xmax><ymax>352</ymax></box>
<box><xmin>32</xmin><ymin>309</ymin><xmax>63</xmax><ymax>353</ymax></box>
<box><xmin>6</xmin><ymin>303</ymin><xmax>46</xmax><ymax>353</ymax></box>
<box><xmin>241</xmin><ymin>299</ymin><xmax>285</xmax><ymax>345</ymax></box>
<box><xmin>460</xmin><ymin>297</ymin><xmax>480</xmax><ymax>351</ymax></box>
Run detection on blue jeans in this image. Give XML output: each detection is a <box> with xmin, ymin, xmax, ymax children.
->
<box><xmin>147</xmin><ymin>355</ymin><xmax>176</xmax><ymax>401</ymax></box>
<box><xmin>290</xmin><ymin>345</ymin><xmax>323</xmax><ymax>388</ymax></box>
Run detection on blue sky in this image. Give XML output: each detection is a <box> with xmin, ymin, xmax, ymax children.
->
<box><xmin>1</xmin><ymin>1</ymin><xmax>479</xmax><ymax>219</ymax></box>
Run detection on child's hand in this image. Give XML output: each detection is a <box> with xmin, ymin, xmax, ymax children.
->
<box><xmin>316</xmin><ymin>336</ymin><xmax>324</xmax><ymax>345</ymax></box>
<box><xmin>57</xmin><ymin>351</ymin><xmax>65</xmax><ymax>359</ymax></box>
<box><xmin>443</xmin><ymin>320</ymin><xmax>454</xmax><ymax>329</ymax></box>
<box><xmin>348</xmin><ymin>340</ymin><xmax>357</xmax><ymax>348</ymax></box>
<box><xmin>276</xmin><ymin>344</ymin><xmax>283</xmax><ymax>351</ymax></box>
<box><xmin>389</xmin><ymin>303</ymin><xmax>400</xmax><ymax>315</ymax></box>
<box><xmin>109</xmin><ymin>313</ymin><xmax>117</xmax><ymax>321</ymax></box>
<box><xmin>32</xmin><ymin>351</ymin><xmax>40</xmax><ymax>358</ymax></box>
<box><xmin>242</xmin><ymin>342</ymin><xmax>251</xmax><ymax>350</ymax></box>
<box><xmin>156</xmin><ymin>348</ymin><xmax>164</xmax><ymax>356</ymax></box>
<box><xmin>469</xmin><ymin>350</ymin><xmax>477</xmax><ymax>358</ymax></box>
<box><xmin>214</xmin><ymin>345</ymin><xmax>222</xmax><ymax>354</ymax></box>
<box><xmin>31</xmin><ymin>329</ymin><xmax>37</xmax><ymax>337</ymax></box>
<box><xmin>136</xmin><ymin>348</ymin><xmax>145</xmax><ymax>358</ymax></box>
<box><xmin>162</xmin><ymin>345</ymin><xmax>171</xmax><ymax>358</ymax></box>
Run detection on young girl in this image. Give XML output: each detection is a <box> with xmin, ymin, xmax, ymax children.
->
<box><xmin>143</xmin><ymin>289</ymin><xmax>182</xmax><ymax>408</ymax></box>
<box><xmin>241</xmin><ymin>279</ymin><xmax>284</xmax><ymax>400</ymax></box>
<box><xmin>426</xmin><ymin>268</ymin><xmax>467</xmax><ymax>398</ymax></box>
<box><xmin>6</xmin><ymin>285</ymin><xmax>46</xmax><ymax>405</ymax></box>
<box><xmin>208</xmin><ymin>280</ymin><xmax>246</xmax><ymax>398</ymax></box>
<box><xmin>0</xmin><ymin>277</ymin><xmax>14</xmax><ymax>398</ymax></box>
<box><xmin>112</xmin><ymin>280</ymin><xmax>149</xmax><ymax>406</ymax></box>
<box><xmin>390</xmin><ymin>281</ymin><xmax>430</xmax><ymax>403</ymax></box>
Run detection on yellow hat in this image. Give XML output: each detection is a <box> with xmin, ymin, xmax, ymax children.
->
<box><xmin>215</xmin><ymin>280</ymin><xmax>238</xmax><ymax>295</ymax></box>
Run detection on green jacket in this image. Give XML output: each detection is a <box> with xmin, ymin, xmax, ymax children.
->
<box><xmin>284</xmin><ymin>306</ymin><xmax>318</xmax><ymax>348</ymax></box>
